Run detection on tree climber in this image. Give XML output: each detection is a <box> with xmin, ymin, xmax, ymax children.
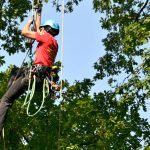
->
<box><xmin>0</xmin><ymin>4</ymin><xmax>60</xmax><ymax>133</ymax></box>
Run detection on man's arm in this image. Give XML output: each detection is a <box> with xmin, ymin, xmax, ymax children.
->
<box><xmin>22</xmin><ymin>4</ymin><xmax>42</xmax><ymax>39</ymax></box>
<box><xmin>21</xmin><ymin>19</ymin><xmax>36</xmax><ymax>39</ymax></box>
<box><xmin>36</xmin><ymin>11</ymin><xmax>41</xmax><ymax>32</ymax></box>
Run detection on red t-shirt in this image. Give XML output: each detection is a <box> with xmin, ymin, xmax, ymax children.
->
<box><xmin>33</xmin><ymin>32</ymin><xmax>58</xmax><ymax>67</ymax></box>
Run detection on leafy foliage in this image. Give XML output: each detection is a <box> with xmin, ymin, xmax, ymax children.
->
<box><xmin>93</xmin><ymin>0</ymin><xmax>150</xmax><ymax>149</ymax></box>
<box><xmin>0</xmin><ymin>0</ymin><xmax>150</xmax><ymax>150</ymax></box>
<box><xmin>0</xmin><ymin>0</ymin><xmax>31</xmax><ymax>53</ymax></box>
<box><xmin>51</xmin><ymin>0</ymin><xmax>83</xmax><ymax>13</ymax></box>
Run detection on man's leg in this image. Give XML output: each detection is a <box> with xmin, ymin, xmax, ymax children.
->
<box><xmin>0</xmin><ymin>75</ymin><xmax>28</xmax><ymax>132</ymax></box>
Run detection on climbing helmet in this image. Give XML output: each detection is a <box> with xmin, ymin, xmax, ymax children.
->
<box><xmin>40</xmin><ymin>19</ymin><xmax>59</xmax><ymax>36</ymax></box>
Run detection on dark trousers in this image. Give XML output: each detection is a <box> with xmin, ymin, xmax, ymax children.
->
<box><xmin>0</xmin><ymin>73</ymin><xmax>42</xmax><ymax>132</ymax></box>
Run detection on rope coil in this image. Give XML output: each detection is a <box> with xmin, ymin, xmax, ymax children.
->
<box><xmin>22</xmin><ymin>68</ymin><xmax>51</xmax><ymax>117</ymax></box>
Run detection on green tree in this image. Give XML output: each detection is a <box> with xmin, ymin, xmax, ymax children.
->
<box><xmin>0</xmin><ymin>0</ymin><xmax>150</xmax><ymax>150</ymax></box>
<box><xmin>93</xmin><ymin>0</ymin><xmax>150</xmax><ymax>149</ymax></box>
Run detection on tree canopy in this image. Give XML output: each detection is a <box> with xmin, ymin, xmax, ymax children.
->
<box><xmin>0</xmin><ymin>0</ymin><xmax>150</xmax><ymax>149</ymax></box>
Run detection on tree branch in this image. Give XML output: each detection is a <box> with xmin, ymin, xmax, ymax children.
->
<box><xmin>135</xmin><ymin>0</ymin><xmax>149</xmax><ymax>22</ymax></box>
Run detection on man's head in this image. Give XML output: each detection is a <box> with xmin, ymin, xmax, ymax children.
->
<box><xmin>40</xmin><ymin>19</ymin><xmax>59</xmax><ymax>36</ymax></box>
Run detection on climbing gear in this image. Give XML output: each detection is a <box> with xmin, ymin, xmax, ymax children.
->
<box><xmin>23</xmin><ymin>75</ymin><xmax>50</xmax><ymax>117</ymax></box>
<box><xmin>31</xmin><ymin>65</ymin><xmax>51</xmax><ymax>78</ymax></box>
<box><xmin>51</xmin><ymin>65</ymin><xmax>59</xmax><ymax>76</ymax></box>
<box><xmin>22</xmin><ymin>64</ymin><xmax>60</xmax><ymax>116</ymax></box>
<box><xmin>52</xmin><ymin>65</ymin><xmax>59</xmax><ymax>70</ymax></box>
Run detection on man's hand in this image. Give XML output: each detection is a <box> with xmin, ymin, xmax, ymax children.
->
<box><xmin>34</xmin><ymin>3</ymin><xmax>42</xmax><ymax>14</ymax></box>
<box><xmin>28</xmin><ymin>18</ymin><xmax>34</xmax><ymax>25</ymax></box>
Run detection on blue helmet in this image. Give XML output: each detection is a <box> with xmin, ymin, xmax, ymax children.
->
<box><xmin>41</xmin><ymin>19</ymin><xmax>59</xmax><ymax>30</ymax></box>
<box><xmin>40</xmin><ymin>19</ymin><xmax>59</xmax><ymax>36</ymax></box>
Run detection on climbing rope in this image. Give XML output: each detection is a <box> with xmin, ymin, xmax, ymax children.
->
<box><xmin>58</xmin><ymin>0</ymin><xmax>65</xmax><ymax>149</ymax></box>
<box><xmin>2</xmin><ymin>128</ymin><xmax>6</xmax><ymax>150</ymax></box>
<box><xmin>59</xmin><ymin>0</ymin><xmax>65</xmax><ymax>100</ymax></box>
<box><xmin>27</xmin><ymin>0</ymin><xmax>39</xmax><ymax>65</ymax></box>
<box><xmin>22</xmin><ymin>68</ymin><xmax>51</xmax><ymax>117</ymax></box>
